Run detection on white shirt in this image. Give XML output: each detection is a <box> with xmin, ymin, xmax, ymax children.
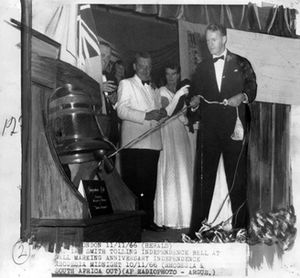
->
<box><xmin>213</xmin><ymin>49</ymin><xmax>227</xmax><ymax>92</ymax></box>
<box><xmin>103</xmin><ymin>74</ymin><xmax>118</xmax><ymax>112</ymax></box>
<box><xmin>102</xmin><ymin>74</ymin><xmax>108</xmax><ymax>114</ymax></box>
<box><xmin>117</xmin><ymin>74</ymin><xmax>162</xmax><ymax>150</ymax></box>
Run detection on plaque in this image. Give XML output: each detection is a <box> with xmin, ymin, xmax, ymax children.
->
<box><xmin>82</xmin><ymin>180</ymin><xmax>113</xmax><ymax>217</ymax></box>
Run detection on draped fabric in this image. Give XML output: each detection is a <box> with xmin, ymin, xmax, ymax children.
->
<box><xmin>103</xmin><ymin>4</ymin><xmax>299</xmax><ymax>83</ymax></box>
<box><xmin>110</xmin><ymin>4</ymin><xmax>296</xmax><ymax>37</ymax></box>
<box><xmin>77</xmin><ymin>4</ymin><xmax>102</xmax><ymax>81</ymax></box>
<box><xmin>120</xmin><ymin>42</ymin><xmax>179</xmax><ymax>85</ymax></box>
<box><xmin>154</xmin><ymin>86</ymin><xmax>193</xmax><ymax>228</ymax></box>
<box><xmin>148</xmin><ymin>42</ymin><xmax>179</xmax><ymax>85</ymax></box>
<box><xmin>32</xmin><ymin>1</ymin><xmax>78</xmax><ymax>66</ymax></box>
<box><xmin>32</xmin><ymin>3</ymin><xmax>297</xmax><ymax>79</ymax></box>
<box><xmin>98</xmin><ymin>4</ymin><xmax>296</xmax><ymax>83</ymax></box>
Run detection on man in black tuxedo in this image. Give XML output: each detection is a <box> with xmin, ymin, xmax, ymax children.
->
<box><xmin>188</xmin><ymin>23</ymin><xmax>257</xmax><ymax>237</ymax></box>
<box><xmin>99</xmin><ymin>43</ymin><xmax>120</xmax><ymax>149</ymax></box>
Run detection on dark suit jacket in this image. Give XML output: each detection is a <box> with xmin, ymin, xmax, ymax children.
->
<box><xmin>103</xmin><ymin>73</ymin><xmax>121</xmax><ymax>146</ymax></box>
<box><xmin>189</xmin><ymin>50</ymin><xmax>257</xmax><ymax>134</ymax></box>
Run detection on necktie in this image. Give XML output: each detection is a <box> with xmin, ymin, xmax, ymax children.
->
<box><xmin>142</xmin><ymin>80</ymin><xmax>150</xmax><ymax>86</ymax></box>
<box><xmin>213</xmin><ymin>55</ymin><xmax>224</xmax><ymax>63</ymax></box>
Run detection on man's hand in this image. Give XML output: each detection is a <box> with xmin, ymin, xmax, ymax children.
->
<box><xmin>103</xmin><ymin>80</ymin><xmax>117</xmax><ymax>93</ymax></box>
<box><xmin>159</xmin><ymin>108</ymin><xmax>167</xmax><ymax>118</ymax></box>
<box><xmin>227</xmin><ymin>93</ymin><xmax>246</xmax><ymax>107</ymax></box>
<box><xmin>145</xmin><ymin>109</ymin><xmax>165</xmax><ymax>121</ymax></box>
<box><xmin>190</xmin><ymin>95</ymin><xmax>201</xmax><ymax>108</ymax></box>
<box><xmin>107</xmin><ymin>91</ymin><xmax>118</xmax><ymax>105</ymax></box>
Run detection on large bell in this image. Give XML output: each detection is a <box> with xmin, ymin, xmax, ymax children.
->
<box><xmin>47</xmin><ymin>84</ymin><xmax>112</xmax><ymax>164</ymax></box>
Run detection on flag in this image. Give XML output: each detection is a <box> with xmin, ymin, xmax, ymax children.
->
<box><xmin>77</xmin><ymin>4</ymin><xmax>103</xmax><ymax>83</ymax></box>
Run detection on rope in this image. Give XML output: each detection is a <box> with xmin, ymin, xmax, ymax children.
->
<box><xmin>208</xmin><ymin>136</ymin><xmax>247</xmax><ymax>226</ymax></box>
<box><xmin>108</xmin><ymin>94</ymin><xmax>227</xmax><ymax>158</ymax></box>
<box><xmin>106</xmin><ymin>94</ymin><xmax>246</xmax><ymax>228</ymax></box>
<box><xmin>199</xmin><ymin>95</ymin><xmax>228</xmax><ymax>105</ymax></box>
<box><xmin>207</xmin><ymin>199</ymin><xmax>247</xmax><ymax>232</ymax></box>
<box><xmin>108</xmin><ymin>104</ymin><xmax>190</xmax><ymax>158</ymax></box>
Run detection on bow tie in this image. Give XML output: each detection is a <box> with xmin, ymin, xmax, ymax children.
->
<box><xmin>213</xmin><ymin>55</ymin><xmax>224</xmax><ymax>63</ymax></box>
<box><xmin>142</xmin><ymin>80</ymin><xmax>150</xmax><ymax>86</ymax></box>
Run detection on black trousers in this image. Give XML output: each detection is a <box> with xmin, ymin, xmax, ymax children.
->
<box><xmin>121</xmin><ymin>148</ymin><xmax>160</xmax><ymax>228</ymax></box>
<box><xmin>189</xmin><ymin>124</ymin><xmax>249</xmax><ymax>236</ymax></box>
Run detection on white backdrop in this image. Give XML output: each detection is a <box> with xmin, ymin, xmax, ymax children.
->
<box><xmin>178</xmin><ymin>20</ymin><xmax>300</xmax><ymax>105</ymax></box>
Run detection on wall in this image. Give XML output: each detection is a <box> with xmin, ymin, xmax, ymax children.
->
<box><xmin>1</xmin><ymin>1</ymin><xmax>300</xmax><ymax>277</ymax></box>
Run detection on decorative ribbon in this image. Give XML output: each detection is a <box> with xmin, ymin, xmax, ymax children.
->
<box><xmin>248</xmin><ymin>206</ymin><xmax>297</xmax><ymax>250</ymax></box>
<box><xmin>182</xmin><ymin>204</ymin><xmax>297</xmax><ymax>250</ymax></box>
<box><xmin>182</xmin><ymin>200</ymin><xmax>248</xmax><ymax>244</ymax></box>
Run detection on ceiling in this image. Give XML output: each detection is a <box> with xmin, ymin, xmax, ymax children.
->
<box><xmin>92</xmin><ymin>5</ymin><xmax>178</xmax><ymax>60</ymax></box>
<box><xmin>92</xmin><ymin>5</ymin><xmax>179</xmax><ymax>81</ymax></box>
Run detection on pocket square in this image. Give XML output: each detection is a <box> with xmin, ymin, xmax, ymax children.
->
<box><xmin>233</xmin><ymin>69</ymin><xmax>239</xmax><ymax>72</ymax></box>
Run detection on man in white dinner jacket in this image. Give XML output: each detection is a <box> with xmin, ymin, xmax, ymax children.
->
<box><xmin>117</xmin><ymin>52</ymin><xmax>167</xmax><ymax>232</ymax></box>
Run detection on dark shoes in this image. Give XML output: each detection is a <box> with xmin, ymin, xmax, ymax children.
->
<box><xmin>144</xmin><ymin>223</ymin><xmax>166</xmax><ymax>232</ymax></box>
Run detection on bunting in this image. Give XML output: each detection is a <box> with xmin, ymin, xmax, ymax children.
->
<box><xmin>77</xmin><ymin>4</ymin><xmax>103</xmax><ymax>82</ymax></box>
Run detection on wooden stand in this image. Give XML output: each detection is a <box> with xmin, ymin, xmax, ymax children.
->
<box><xmin>25</xmin><ymin>29</ymin><xmax>142</xmax><ymax>247</ymax></box>
<box><xmin>31</xmin><ymin>211</ymin><xmax>142</xmax><ymax>247</ymax></box>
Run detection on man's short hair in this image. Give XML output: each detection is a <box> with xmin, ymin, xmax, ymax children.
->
<box><xmin>134</xmin><ymin>52</ymin><xmax>151</xmax><ymax>64</ymax></box>
<box><xmin>206</xmin><ymin>23</ymin><xmax>227</xmax><ymax>36</ymax></box>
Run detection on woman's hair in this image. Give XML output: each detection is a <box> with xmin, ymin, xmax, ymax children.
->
<box><xmin>164</xmin><ymin>62</ymin><xmax>181</xmax><ymax>74</ymax></box>
<box><xmin>111</xmin><ymin>60</ymin><xmax>125</xmax><ymax>76</ymax></box>
<box><xmin>158</xmin><ymin>62</ymin><xmax>181</xmax><ymax>87</ymax></box>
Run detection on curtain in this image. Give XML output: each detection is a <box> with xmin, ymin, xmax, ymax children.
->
<box><xmin>93</xmin><ymin>4</ymin><xmax>296</xmax><ymax>85</ymax></box>
<box><xmin>110</xmin><ymin>4</ymin><xmax>296</xmax><ymax>36</ymax></box>
<box><xmin>123</xmin><ymin>42</ymin><xmax>179</xmax><ymax>84</ymax></box>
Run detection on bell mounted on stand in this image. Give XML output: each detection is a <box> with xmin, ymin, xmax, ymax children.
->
<box><xmin>47</xmin><ymin>83</ymin><xmax>115</xmax><ymax>170</ymax></box>
<box><xmin>46</xmin><ymin>82</ymin><xmax>138</xmax><ymax>219</ymax></box>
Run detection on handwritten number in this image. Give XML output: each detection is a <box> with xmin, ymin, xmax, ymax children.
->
<box><xmin>12</xmin><ymin>240</ymin><xmax>30</xmax><ymax>265</ymax></box>
<box><xmin>10</xmin><ymin>117</ymin><xmax>17</xmax><ymax>136</ymax></box>
<box><xmin>1</xmin><ymin>115</ymin><xmax>22</xmax><ymax>136</ymax></box>
<box><xmin>18</xmin><ymin>244</ymin><xmax>25</xmax><ymax>258</ymax></box>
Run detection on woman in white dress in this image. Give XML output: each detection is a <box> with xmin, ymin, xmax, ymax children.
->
<box><xmin>154</xmin><ymin>64</ymin><xmax>193</xmax><ymax>229</ymax></box>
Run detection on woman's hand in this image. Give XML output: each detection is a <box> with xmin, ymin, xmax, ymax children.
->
<box><xmin>175</xmin><ymin>85</ymin><xmax>190</xmax><ymax>98</ymax></box>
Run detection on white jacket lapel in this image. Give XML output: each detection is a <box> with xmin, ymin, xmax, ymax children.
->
<box><xmin>132</xmin><ymin>77</ymin><xmax>154</xmax><ymax>108</ymax></box>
